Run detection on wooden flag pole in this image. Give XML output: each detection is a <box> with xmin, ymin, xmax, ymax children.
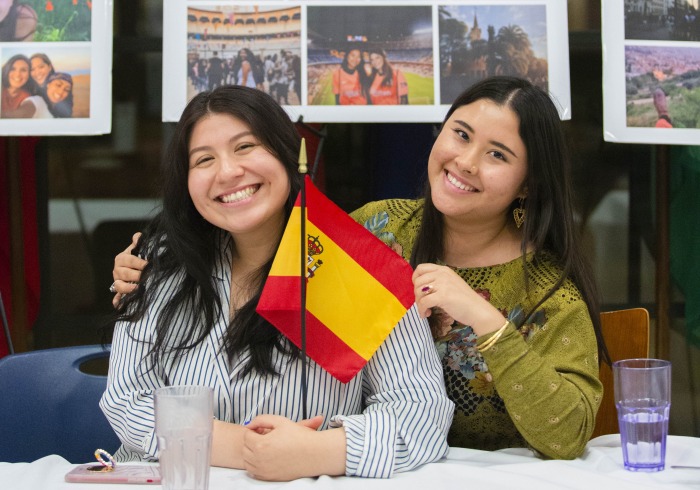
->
<box><xmin>298</xmin><ymin>138</ymin><xmax>309</xmax><ymax>420</ymax></box>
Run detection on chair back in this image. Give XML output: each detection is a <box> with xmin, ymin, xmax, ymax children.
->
<box><xmin>0</xmin><ymin>345</ymin><xmax>120</xmax><ymax>463</ymax></box>
<box><xmin>591</xmin><ymin>308</ymin><xmax>650</xmax><ymax>438</ymax></box>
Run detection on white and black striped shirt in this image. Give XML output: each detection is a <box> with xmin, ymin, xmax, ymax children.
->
<box><xmin>100</xmin><ymin>244</ymin><xmax>453</xmax><ymax>478</ymax></box>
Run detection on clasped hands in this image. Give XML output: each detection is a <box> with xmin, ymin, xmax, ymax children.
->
<box><xmin>241</xmin><ymin>415</ymin><xmax>346</xmax><ymax>481</ymax></box>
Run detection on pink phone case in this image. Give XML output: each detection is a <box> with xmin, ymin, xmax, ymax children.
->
<box><xmin>64</xmin><ymin>464</ymin><xmax>161</xmax><ymax>484</ymax></box>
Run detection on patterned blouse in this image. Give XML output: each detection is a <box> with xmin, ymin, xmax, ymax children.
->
<box><xmin>351</xmin><ymin>199</ymin><xmax>603</xmax><ymax>459</ymax></box>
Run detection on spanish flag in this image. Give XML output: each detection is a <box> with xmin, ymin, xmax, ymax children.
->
<box><xmin>256</xmin><ymin>176</ymin><xmax>414</xmax><ymax>383</ymax></box>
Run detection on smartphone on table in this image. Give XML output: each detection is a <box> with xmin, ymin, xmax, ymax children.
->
<box><xmin>65</xmin><ymin>464</ymin><xmax>161</xmax><ymax>484</ymax></box>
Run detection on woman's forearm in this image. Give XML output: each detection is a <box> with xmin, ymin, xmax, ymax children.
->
<box><xmin>306</xmin><ymin>427</ymin><xmax>346</xmax><ymax>476</ymax></box>
<box><xmin>211</xmin><ymin>420</ymin><xmax>247</xmax><ymax>468</ymax></box>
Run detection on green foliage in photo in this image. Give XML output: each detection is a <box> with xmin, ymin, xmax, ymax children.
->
<box><xmin>673</xmin><ymin>87</ymin><xmax>700</xmax><ymax>129</ymax></box>
<box><xmin>29</xmin><ymin>0</ymin><xmax>92</xmax><ymax>42</ymax></box>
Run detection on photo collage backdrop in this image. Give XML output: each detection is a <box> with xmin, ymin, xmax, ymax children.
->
<box><xmin>603</xmin><ymin>0</ymin><xmax>700</xmax><ymax>144</ymax></box>
<box><xmin>0</xmin><ymin>0</ymin><xmax>112</xmax><ymax>135</ymax></box>
<box><xmin>164</xmin><ymin>0</ymin><xmax>571</xmax><ymax>123</ymax></box>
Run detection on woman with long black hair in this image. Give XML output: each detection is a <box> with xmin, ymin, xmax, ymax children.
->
<box><xmin>101</xmin><ymin>85</ymin><xmax>452</xmax><ymax>481</ymax></box>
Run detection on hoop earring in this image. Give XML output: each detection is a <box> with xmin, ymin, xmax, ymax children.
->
<box><xmin>513</xmin><ymin>198</ymin><xmax>525</xmax><ymax>229</ymax></box>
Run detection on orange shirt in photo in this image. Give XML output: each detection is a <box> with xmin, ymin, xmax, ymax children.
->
<box><xmin>655</xmin><ymin>117</ymin><xmax>673</xmax><ymax>128</ymax></box>
<box><xmin>332</xmin><ymin>68</ymin><xmax>366</xmax><ymax>105</ymax></box>
<box><xmin>369</xmin><ymin>70</ymin><xmax>408</xmax><ymax>105</ymax></box>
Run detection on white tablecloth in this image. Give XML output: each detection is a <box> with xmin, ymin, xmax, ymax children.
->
<box><xmin>2</xmin><ymin>435</ymin><xmax>698</xmax><ymax>489</ymax></box>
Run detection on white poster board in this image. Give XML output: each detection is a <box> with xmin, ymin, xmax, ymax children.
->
<box><xmin>163</xmin><ymin>0</ymin><xmax>571</xmax><ymax>123</ymax></box>
<box><xmin>0</xmin><ymin>0</ymin><xmax>113</xmax><ymax>136</ymax></box>
<box><xmin>602</xmin><ymin>0</ymin><xmax>700</xmax><ymax>145</ymax></box>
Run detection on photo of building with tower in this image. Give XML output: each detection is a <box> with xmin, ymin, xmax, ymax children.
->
<box><xmin>438</xmin><ymin>4</ymin><xmax>549</xmax><ymax>104</ymax></box>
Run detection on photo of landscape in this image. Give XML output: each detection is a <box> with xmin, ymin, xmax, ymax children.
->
<box><xmin>625</xmin><ymin>45</ymin><xmax>700</xmax><ymax>128</ymax></box>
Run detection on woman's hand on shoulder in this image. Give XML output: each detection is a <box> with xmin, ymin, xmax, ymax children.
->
<box><xmin>112</xmin><ymin>232</ymin><xmax>147</xmax><ymax>307</ymax></box>
<box><xmin>242</xmin><ymin>415</ymin><xmax>345</xmax><ymax>480</ymax></box>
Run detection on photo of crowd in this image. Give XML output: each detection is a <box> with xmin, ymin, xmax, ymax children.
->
<box><xmin>186</xmin><ymin>5</ymin><xmax>301</xmax><ymax>105</ymax></box>
<box><xmin>624</xmin><ymin>0</ymin><xmax>699</xmax><ymax>42</ymax></box>
<box><xmin>306</xmin><ymin>5</ymin><xmax>434</xmax><ymax>106</ymax></box>
<box><xmin>438</xmin><ymin>4</ymin><xmax>549</xmax><ymax>104</ymax></box>
<box><xmin>0</xmin><ymin>46</ymin><xmax>90</xmax><ymax>119</ymax></box>
<box><xmin>163</xmin><ymin>1</ymin><xmax>569</xmax><ymax>122</ymax></box>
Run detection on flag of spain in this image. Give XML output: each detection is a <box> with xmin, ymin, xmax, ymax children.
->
<box><xmin>256</xmin><ymin>176</ymin><xmax>415</xmax><ymax>383</ymax></box>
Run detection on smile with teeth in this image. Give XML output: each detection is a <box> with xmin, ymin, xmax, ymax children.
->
<box><xmin>446</xmin><ymin>172</ymin><xmax>478</xmax><ymax>192</ymax></box>
<box><xmin>219</xmin><ymin>185</ymin><xmax>260</xmax><ymax>203</ymax></box>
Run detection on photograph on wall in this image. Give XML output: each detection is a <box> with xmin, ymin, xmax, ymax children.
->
<box><xmin>624</xmin><ymin>0</ymin><xmax>698</xmax><ymax>41</ymax></box>
<box><xmin>625</xmin><ymin>45</ymin><xmax>700</xmax><ymax>129</ymax></box>
<box><xmin>1</xmin><ymin>45</ymin><xmax>90</xmax><ymax>119</ymax></box>
<box><xmin>438</xmin><ymin>3</ymin><xmax>548</xmax><ymax>104</ymax></box>
<box><xmin>164</xmin><ymin>0</ymin><xmax>570</xmax><ymax>123</ymax></box>
<box><xmin>0</xmin><ymin>0</ymin><xmax>93</xmax><ymax>42</ymax></box>
<box><xmin>0</xmin><ymin>0</ymin><xmax>111</xmax><ymax>135</ymax></box>
<box><xmin>187</xmin><ymin>4</ymin><xmax>301</xmax><ymax>105</ymax></box>
<box><xmin>603</xmin><ymin>0</ymin><xmax>700</xmax><ymax>144</ymax></box>
<box><xmin>306</xmin><ymin>5</ymin><xmax>433</xmax><ymax>107</ymax></box>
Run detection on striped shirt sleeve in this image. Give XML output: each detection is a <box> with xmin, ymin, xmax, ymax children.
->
<box><xmin>330</xmin><ymin>304</ymin><xmax>454</xmax><ymax>477</ymax></box>
<box><xmin>99</xmin><ymin>273</ymin><xmax>184</xmax><ymax>462</ymax></box>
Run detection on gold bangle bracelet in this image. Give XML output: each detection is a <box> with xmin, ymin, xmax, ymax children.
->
<box><xmin>477</xmin><ymin>329</ymin><xmax>504</xmax><ymax>353</ymax></box>
<box><xmin>477</xmin><ymin>319</ymin><xmax>511</xmax><ymax>353</ymax></box>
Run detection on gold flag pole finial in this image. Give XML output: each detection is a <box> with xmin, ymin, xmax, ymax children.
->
<box><xmin>298</xmin><ymin>137</ymin><xmax>308</xmax><ymax>174</ymax></box>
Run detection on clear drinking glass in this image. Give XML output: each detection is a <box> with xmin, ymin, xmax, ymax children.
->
<box><xmin>155</xmin><ymin>385</ymin><xmax>214</xmax><ymax>490</ymax></box>
<box><xmin>613</xmin><ymin>358</ymin><xmax>671</xmax><ymax>472</ymax></box>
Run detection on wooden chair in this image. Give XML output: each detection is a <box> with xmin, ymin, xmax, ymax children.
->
<box><xmin>591</xmin><ymin>308</ymin><xmax>650</xmax><ymax>438</ymax></box>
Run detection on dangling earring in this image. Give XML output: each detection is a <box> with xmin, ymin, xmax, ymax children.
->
<box><xmin>513</xmin><ymin>197</ymin><xmax>525</xmax><ymax>229</ymax></box>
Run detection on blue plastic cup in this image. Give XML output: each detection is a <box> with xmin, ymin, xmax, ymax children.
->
<box><xmin>613</xmin><ymin>358</ymin><xmax>671</xmax><ymax>472</ymax></box>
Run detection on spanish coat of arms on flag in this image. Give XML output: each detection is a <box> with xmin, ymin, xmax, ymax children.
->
<box><xmin>256</xmin><ymin>176</ymin><xmax>415</xmax><ymax>383</ymax></box>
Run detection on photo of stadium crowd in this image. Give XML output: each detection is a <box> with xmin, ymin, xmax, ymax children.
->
<box><xmin>187</xmin><ymin>5</ymin><xmax>302</xmax><ymax>105</ymax></box>
<box><xmin>164</xmin><ymin>1</ymin><xmax>567</xmax><ymax>122</ymax></box>
<box><xmin>306</xmin><ymin>5</ymin><xmax>434</xmax><ymax>106</ymax></box>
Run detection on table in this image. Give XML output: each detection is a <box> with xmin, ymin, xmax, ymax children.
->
<box><xmin>2</xmin><ymin>435</ymin><xmax>698</xmax><ymax>489</ymax></box>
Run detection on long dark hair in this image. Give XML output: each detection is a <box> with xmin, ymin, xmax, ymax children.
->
<box><xmin>29</xmin><ymin>53</ymin><xmax>55</xmax><ymax>87</ymax></box>
<box><xmin>411</xmin><ymin>76</ymin><xmax>608</xmax><ymax>364</ymax></box>
<box><xmin>340</xmin><ymin>48</ymin><xmax>369</xmax><ymax>82</ymax></box>
<box><xmin>1</xmin><ymin>54</ymin><xmax>36</xmax><ymax>93</ymax></box>
<box><xmin>117</xmin><ymin>86</ymin><xmax>303</xmax><ymax>377</ymax></box>
<box><xmin>29</xmin><ymin>53</ymin><xmax>73</xmax><ymax>117</ymax></box>
<box><xmin>232</xmin><ymin>48</ymin><xmax>254</xmax><ymax>83</ymax></box>
<box><xmin>338</xmin><ymin>48</ymin><xmax>370</xmax><ymax>101</ymax></box>
<box><xmin>369</xmin><ymin>48</ymin><xmax>394</xmax><ymax>87</ymax></box>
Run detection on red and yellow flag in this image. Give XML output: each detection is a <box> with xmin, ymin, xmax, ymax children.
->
<box><xmin>256</xmin><ymin>176</ymin><xmax>414</xmax><ymax>383</ymax></box>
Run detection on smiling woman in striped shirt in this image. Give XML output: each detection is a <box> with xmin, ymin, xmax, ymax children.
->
<box><xmin>100</xmin><ymin>85</ymin><xmax>453</xmax><ymax>482</ymax></box>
